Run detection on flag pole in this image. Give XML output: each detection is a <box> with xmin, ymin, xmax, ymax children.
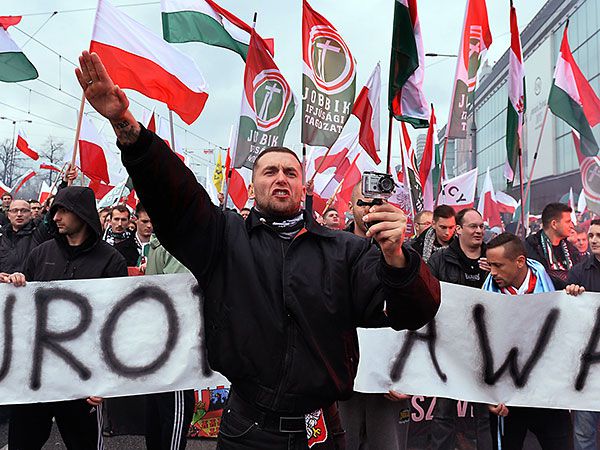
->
<box><xmin>68</xmin><ymin>93</ymin><xmax>86</xmax><ymax>186</ymax></box>
<box><xmin>399</xmin><ymin>125</ymin><xmax>416</xmax><ymax>221</ymax></box>
<box><xmin>520</xmin><ymin>104</ymin><xmax>549</xmax><ymax>230</ymax></box>
<box><xmin>168</xmin><ymin>110</ymin><xmax>176</xmax><ymax>152</ymax></box>
<box><xmin>386</xmin><ymin>112</ymin><xmax>393</xmax><ymax>174</ymax></box>
<box><xmin>322</xmin><ymin>180</ymin><xmax>344</xmax><ymax>215</ymax></box>
<box><xmin>517</xmin><ymin>147</ymin><xmax>526</xmax><ymax>237</ymax></box>
<box><xmin>48</xmin><ymin>162</ymin><xmax>68</xmax><ymax>196</ymax></box>
<box><xmin>434</xmin><ymin>137</ymin><xmax>449</xmax><ymax>206</ymax></box>
<box><xmin>302</xmin><ymin>144</ymin><xmax>307</xmax><ymax>185</ymax></box>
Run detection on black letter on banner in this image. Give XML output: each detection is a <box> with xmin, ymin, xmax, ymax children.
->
<box><xmin>575</xmin><ymin>307</ymin><xmax>600</xmax><ymax>391</ymax></box>
<box><xmin>192</xmin><ymin>284</ymin><xmax>212</xmax><ymax>377</ymax></box>
<box><xmin>101</xmin><ymin>286</ymin><xmax>179</xmax><ymax>377</ymax></box>
<box><xmin>390</xmin><ymin>320</ymin><xmax>447</xmax><ymax>382</ymax></box>
<box><xmin>31</xmin><ymin>289</ymin><xmax>92</xmax><ymax>390</ymax></box>
<box><xmin>0</xmin><ymin>294</ymin><xmax>16</xmax><ymax>381</ymax></box>
<box><xmin>473</xmin><ymin>304</ymin><xmax>558</xmax><ymax>387</ymax></box>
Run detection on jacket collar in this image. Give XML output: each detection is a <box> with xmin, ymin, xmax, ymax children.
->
<box><xmin>246</xmin><ymin>208</ymin><xmax>337</xmax><ymax>239</ymax></box>
<box><xmin>583</xmin><ymin>254</ymin><xmax>600</xmax><ymax>270</ymax></box>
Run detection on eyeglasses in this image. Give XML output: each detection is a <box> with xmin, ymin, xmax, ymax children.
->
<box><xmin>8</xmin><ymin>208</ymin><xmax>31</xmax><ymax>214</ymax></box>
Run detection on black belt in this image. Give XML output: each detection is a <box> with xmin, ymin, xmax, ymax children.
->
<box><xmin>226</xmin><ymin>390</ymin><xmax>332</xmax><ymax>434</ymax></box>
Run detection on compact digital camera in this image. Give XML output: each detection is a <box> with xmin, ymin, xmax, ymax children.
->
<box><xmin>361</xmin><ymin>171</ymin><xmax>396</xmax><ymax>200</ymax></box>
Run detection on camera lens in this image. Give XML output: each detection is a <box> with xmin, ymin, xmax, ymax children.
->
<box><xmin>378</xmin><ymin>176</ymin><xmax>395</xmax><ymax>193</ymax></box>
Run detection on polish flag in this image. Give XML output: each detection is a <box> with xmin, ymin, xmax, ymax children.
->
<box><xmin>88</xmin><ymin>179</ymin><xmax>115</xmax><ymax>200</ymax></box>
<box><xmin>12</xmin><ymin>169</ymin><xmax>36</xmax><ymax>194</ymax></box>
<box><xmin>351</xmin><ymin>63</ymin><xmax>381</xmax><ymax>164</ymax></box>
<box><xmin>78</xmin><ymin>116</ymin><xmax>110</xmax><ymax>184</ymax></box>
<box><xmin>16</xmin><ymin>130</ymin><xmax>39</xmax><ymax>160</ymax></box>
<box><xmin>90</xmin><ymin>0</ymin><xmax>209</xmax><ymax>125</ymax></box>
<box><xmin>496</xmin><ymin>191</ymin><xmax>518</xmax><ymax>215</ymax></box>
<box><xmin>224</xmin><ymin>146</ymin><xmax>249</xmax><ymax>210</ymax></box>
<box><xmin>477</xmin><ymin>167</ymin><xmax>502</xmax><ymax>228</ymax></box>
<box><xmin>39</xmin><ymin>162</ymin><xmax>63</xmax><ymax>172</ymax></box>
<box><xmin>0</xmin><ymin>179</ymin><xmax>10</xmax><ymax>196</ymax></box>
<box><xmin>38</xmin><ymin>181</ymin><xmax>55</xmax><ymax>204</ymax></box>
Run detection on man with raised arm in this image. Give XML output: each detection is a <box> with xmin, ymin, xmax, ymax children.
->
<box><xmin>75</xmin><ymin>51</ymin><xmax>440</xmax><ymax>449</ymax></box>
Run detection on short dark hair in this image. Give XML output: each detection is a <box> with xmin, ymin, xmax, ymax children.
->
<box><xmin>574</xmin><ymin>224</ymin><xmax>586</xmax><ymax>234</ymax></box>
<box><xmin>433</xmin><ymin>205</ymin><xmax>456</xmax><ymax>221</ymax></box>
<box><xmin>28</xmin><ymin>199</ymin><xmax>41</xmax><ymax>205</ymax></box>
<box><xmin>110</xmin><ymin>204</ymin><xmax>130</xmax><ymax>219</ymax></box>
<box><xmin>414</xmin><ymin>210</ymin><xmax>432</xmax><ymax>223</ymax></box>
<box><xmin>135</xmin><ymin>203</ymin><xmax>146</xmax><ymax>216</ymax></box>
<box><xmin>456</xmin><ymin>208</ymin><xmax>481</xmax><ymax>226</ymax></box>
<box><xmin>590</xmin><ymin>219</ymin><xmax>600</xmax><ymax>227</ymax></box>
<box><xmin>240</xmin><ymin>207</ymin><xmax>251</xmax><ymax>213</ymax></box>
<box><xmin>2</xmin><ymin>193</ymin><xmax>12</xmax><ymax>199</ymax></box>
<box><xmin>541</xmin><ymin>203</ymin><xmax>572</xmax><ymax>227</ymax></box>
<box><xmin>252</xmin><ymin>147</ymin><xmax>302</xmax><ymax>177</ymax></box>
<box><xmin>487</xmin><ymin>232</ymin><xmax>527</xmax><ymax>260</ymax></box>
<box><xmin>323</xmin><ymin>208</ymin><xmax>338</xmax><ymax>218</ymax></box>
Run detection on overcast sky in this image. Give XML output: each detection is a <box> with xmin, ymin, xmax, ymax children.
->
<box><xmin>1</xmin><ymin>0</ymin><xmax>546</xmax><ymax>176</ymax></box>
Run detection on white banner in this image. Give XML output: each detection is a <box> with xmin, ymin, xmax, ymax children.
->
<box><xmin>0</xmin><ymin>273</ymin><xmax>226</xmax><ymax>405</ymax></box>
<box><xmin>355</xmin><ymin>282</ymin><xmax>600</xmax><ymax>412</ymax></box>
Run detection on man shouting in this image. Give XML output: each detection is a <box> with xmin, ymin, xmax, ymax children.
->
<box><xmin>75</xmin><ymin>51</ymin><xmax>440</xmax><ymax>449</ymax></box>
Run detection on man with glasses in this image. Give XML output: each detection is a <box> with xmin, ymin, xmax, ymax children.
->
<box><xmin>0</xmin><ymin>199</ymin><xmax>48</xmax><ymax>275</ymax></box>
<box><xmin>413</xmin><ymin>210</ymin><xmax>433</xmax><ymax>237</ymax></box>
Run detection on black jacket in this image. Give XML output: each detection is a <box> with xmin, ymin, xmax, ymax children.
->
<box><xmin>0</xmin><ymin>220</ymin><xmax>49</xmax><ymax>274</ymax></box>
<box><xmin>427</xmin><ymin>239</ymin><xmax>487</xmax><ymax>288</ymax></box>
<box><xmin>114</xmin><ymin>234</ymin><xmax>141</xmax><ymax>266</ymax></box>
<box><xmin>24</xmin><ymin>187</ymin><xmax>127</xmax><ymax>282</ymax></box>
<box><xmin>567</xmin><ymin>255</ymin><xmax>600</xmax><ymax>292</ymax></box>
<box><xmin>525</xmin><ymin>230</ymin><xmax>581</xmax><ymax>289</ymax></box>
<box><xmin>120</xmin><ymin>126</ymin><xmax>441</xmax><ymax>414</ymax></box>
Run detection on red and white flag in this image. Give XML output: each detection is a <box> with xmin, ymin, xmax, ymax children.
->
<box><xmin>477</xmin><ymin>167</ymin><xmax>502</xmax><ymax>228</ymax></box>
<box><xmin>438</xmin><ymin>168</ymin><xmax>478</xmax><ymax>211</ymax></box>
<box><xmin>419</xmin><ymin>105</ymin><xmax>440</xmax><ymax>211</ymax></box>
<box><xmin>38</xmin><ymin>181</ymin><xmax>55</xmax><ymax>204</ymax></box>
<box><xmin>224</xmin><ymin>145</ymin><xmax>249</xmax><ymax>210</ymax></box>
<box><xmin>11</xmin><ymin>169</ymin><xmax>36</xmax><ymax>194</ymax></box>
<box><xmin>79</xmin><ymin>116</ymin><xmax>110</xmax><ymax>184</ymax></box>
<box><xmin>496</xmin><ymin>191</ymin><xmax>518</xmax><ymax>215</ymax></box>
<box><xmin>39</xmin><ymin>162</ymin><xmax>63</xmax><ymax>172</ymax></box>
<box><xmin>16</xmin><ymin>130</ymin><xmax>39</xmax><ymax>161</ymax></box>
<box><xmin>90</xmin><ymin>0</ymin><xmax>209</xmax><ymax>125</ymax></box>
<box><xmin>352</xmin><ymin>63</ymin><xmax>381</xmax><ymax>164</ymax></box>
<box><xmin>0</xmin><ymin>179</ymin><xmax>10</xmax><ymax>196</ymax></box>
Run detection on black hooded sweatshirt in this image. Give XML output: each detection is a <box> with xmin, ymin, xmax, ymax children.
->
<box><xmin>24</xmin><ymin>187</ymin><xmax>127</xmax><ymax>282</ymax></box>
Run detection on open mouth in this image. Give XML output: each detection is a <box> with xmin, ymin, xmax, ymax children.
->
<box><xmin>272</xmin><ymin>189</ymin><xmax>290</xmax><ymax>198</ymax></box>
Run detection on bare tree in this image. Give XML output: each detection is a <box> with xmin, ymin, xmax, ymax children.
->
<box><xmin>0</xmin><ymin>139</ymin><xmax>28</xmax><ymax>187</ymax></box>
<box><xmin>39</xmin><ymin>136</ymin><xmax>66</xmax><ymax>184</ymax></box>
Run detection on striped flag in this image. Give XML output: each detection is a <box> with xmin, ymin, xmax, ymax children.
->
<box><xmin>12</xmin><ymin>169</ymin><xmax>36</xmax><ymax>194</ymax></box>
<box><xmin>477</xmin><ymin>167</ymin><xmax>502</xmax><ymax>228</ymax></box>
<box><xmin>79</xmin><ymin>116</ymin><xmax>110</xmax><ymax>184</ymax></box>
<box><xmin>352</xmin><ymin>63</ymin><xmax>381</xmax><ymax>164</ymax></box>
<box><xmin>388</xmin><ymin>0</ymin><xmax>429</xmax><ymax>128</ymax></box>
<box><xmin>549</xmin><ymin>22</ymin><xmax>600</xmax><ymax>156</ymax></box>
<box><xmin>419</xmin><ymin>105</ymin><xmax>441</xmax><ymax>211</ymax></box>
<box><xmin>16</xmin><ymin>130</ymin><xmax>39</xmax><ymax>160</ymax></box>
<box><xmin>90</xmin><ymin>0</ymin><xmax>209</xmax><ymax>125</ymax></box>
<box><xmin>0</xmin><ymin>17</ymin><xmax>38</xmax><ymax>82</ymax></box>
<box><xmin>505</xmin><ymin>1</ymin><xmax>526</xmax><ymax>182</ymax></box>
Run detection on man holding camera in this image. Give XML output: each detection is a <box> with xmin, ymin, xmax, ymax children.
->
<box><xmin>76</xmin><ymin>51</ymin><xmax>440</xmax><ymax>449</ymax></box>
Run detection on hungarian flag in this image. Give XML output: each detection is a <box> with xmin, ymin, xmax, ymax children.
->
<box><xmin>388</xmin><ymin>0</ymin><xmax>429</xmax><ymax>128</ymax></box>
<box><xmin>505</xmin><ymin>1</ymin><xmax>526</xmax><ymax>182</ymax></box>
<box><xmin>302</xmin><ymin>0</ymin><xmax>355</xmax><ymax>147</ymax></box>
<box><xmin>439</xmin><ymin>168</ymin><xmax>478</xmax><ymax>211</ymax></box>
<box><xmin>38</xmin><ymin>181</ymin><xmax>55</xmax><ymax>204</ymax></box>
<box><xmin>419</xmin><ymin>105</ymin><xmax>441</xmax><ymax>211</ymax></box>
<box><xmin>447</xmin><ymin>0</ymin><xmax>492</xmax><ymax>138</ymax></box>
<box><xmin>0</xmin><ymin>17</ymin><xmax>38</xmax><ymax>82</ymax></box>
<box><xmin>12</xmin><ymin>169</ymin><xmax>36</xmax><ymax>194</ymax></box>
<box><xmin>212</xmin><ymin>150</ymin><xmax>223</xmax><ymax>193</ymax></box>
<box><xmin>400</xmin><ymin>122</ymin><xmax>423</xmax><ymax>214</ymax></box>
<box><xmin>16</xmin><ymin>130</ymin><xmax>39</xmax><ymax>160</ymax></box>
<box><xmin>549</xmin><ymin>22</ymin><xmax>600</xmax><ymax>157</ymax></box>
<box><xmin>351</xmin><ymin>63</ymin><xmax>381</xmax><ymax>164</ymax></box>
<box><xmin>78</xmin><ymin>116</ymin><xmax>110</xmax><ymax>184</ymax></box>
<box><xmin>161</xmin><ymin>0</ymin><xmax>273</xmax><ymax>60</ymax></box>
<box><xmin>90</xmin><ymin>0</ymin><xmax>209</xmax><ymax>125</ymax></box>
<box><xmin>234</xmin><ymin>30</ymin><xmax>296</xmax><ymax>169</ymax></box>
<box><xmin>477</xmin><ymin>167</ymin><xmax>502</xmax><ymax>228</ymax></box>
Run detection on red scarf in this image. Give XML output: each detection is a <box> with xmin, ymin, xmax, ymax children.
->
<box><xmin>501</xmin><ymin>269</ymin><xmax>538</xmax><ymax>295</ymax></box>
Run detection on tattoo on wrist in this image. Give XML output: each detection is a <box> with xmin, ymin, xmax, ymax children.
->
<box><xmin>112</xmin><ymin>119</ymin><xmax>140</xmax><ymax>145</ymax></box>
<box><xmin>113</xmin><ymin>120</ymin><xmax>130</xmax><ymax>130</ymax></box>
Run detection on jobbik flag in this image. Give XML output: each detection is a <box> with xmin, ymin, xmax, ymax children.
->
<box><xmin>0</xmin><ymin>16</ymin><xmax>38</xmax><ymax>82</ymax></box>
<box><xmin>388</xmin><ymin>0</ymin><xmax>429</xmax><ymax>128</ymax></box>
<box><xmin>233</xmin><ymin>30</ymin><xmax>296</xmax><ymax>169</ymax></box>
<box><xmin>302</xmin><ymin>0</ymin><xmax>356</xmax><ymax>147</ymax></box>
<box><xmin>549</xmin><ymin>22</ymin><xmax>600</xmax><ymax>157</ymax></box>
<box><xmin>438</xmin><ymin>168</ymin><xmax>477</xmax><ymax>210</ymax></box>
<box><xmin>90</xmin><ymin>0</ymin><xmax>209</xmax><ymax>125</ymax></box>
<box><xmin>571</xmin><ymin>131</ymin><xmax>600</xmax><ymax>216</ymax></box>
<box><xmin>505</xmin><ymin>1</ymin><xmax>526</xmax><ymax>183</ymax></box>
<box><xmin>447</xmin><ymin>0</ymin><xmax>492</xmax><ymax>139</ymax></box>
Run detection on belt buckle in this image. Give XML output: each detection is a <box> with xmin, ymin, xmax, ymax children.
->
<box><xmin>279</xmin><ymin>416</ymin><xmax>304</xmax><ymax>433</ymax></box>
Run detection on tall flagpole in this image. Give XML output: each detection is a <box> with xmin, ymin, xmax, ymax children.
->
<box><xmin>399</xmin><ymin>124</ymin><xmax>416</xmax><ymax>222</ymax></box>
<box><xmin>386</xmin><ymin>112</ymin><xmax>393</xmax><ymax>175</ymax></box>
<box><xmin>168</xmin><ymin>110</ymin><xmax>176</xmax><ymax>152</ymax></box>
<box><xmin>68</xmin><ymin>93</ymin><xmax>86</xmax><ymax>186</ymax></box>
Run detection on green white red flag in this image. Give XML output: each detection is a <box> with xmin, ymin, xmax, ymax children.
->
<box><xmin>161</xmin><ymin>0</ymin><xmax>273</xmax><ymax>60</ymax></box>
<box><xmin>505</xmin><ymin>1</ymin><xmax>526</xmax><ymax>182</ymax></box>
<box><xmin>419</xmin><ymin>105</ymin><xmax>441</xmax><ymax>211</ymax></box>
<box><xmin>0</xmin><ymin>16</ymin><xmax>38</xmax><ymax>82</ymax></box>
<box><xmin>388</xmin><ymin>0</ymin><xmax>429</xmax><ymax>128</ymax></box>
<box><xmin>352</xmin><ymin>63</ymin><xmax>381</xmax><ymax>164</ymax></box>
<box><xmin>548</xmin><ymin>23</ymin><xmax>600</xmax><ymax>157</ymax></box>
<box><xmin>447</xmin><ymin>0</ymin><xmax>492</xmax><ymax>139</ymax></box>
<box><xmin>233</xmin><ymin>30</ymin><xmax>296</xmax><ymax>169</ymax></box>
<box><xmin>302</xmin><ymin>0</ymin><xmax>356</xmax><ymax>147</ymax></box>
<box><xmin>90</xmin><ymin>0</ymin><xmax>208</xmax><ymax>125</ymax></box>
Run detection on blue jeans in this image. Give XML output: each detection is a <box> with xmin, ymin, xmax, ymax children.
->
<box><xmin>573</xmin><ymin>410</ymin><xmax>600</xmax><ymax>450</ymax></box>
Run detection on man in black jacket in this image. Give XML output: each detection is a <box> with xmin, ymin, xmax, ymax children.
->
<box><xmin>525</xmin><ymin>202</ymin><xmax>580</xmax><ymax>289</ymax></box>
<box><xmin>411</xmin><ymin>205</ymin><xmax>456</xmax><ymax>263</ymax></box>
<box><xmin>76</xmin><ymin>50</ymin><xmax>441</xmax><ymax>449</ymax></box>
<box><xmin>6</xmin><ymin>186</ymin><xmax>127</xmax><ymax>450</ymax></box>
<box><xmin>427</xmin><ymin>208</ymin><xmax>492</xmax><ymax>450</ymax></box>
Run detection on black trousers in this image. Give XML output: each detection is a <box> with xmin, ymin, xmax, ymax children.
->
<box><xmin>430</xmin><ymin>398</ymin><xmax>492</xmax><ymax>450</ymax></box>
<box><xmin>490</xmin><ymin>407</ymin><xmax>573</xmax><ymax>450</ymax></box>
<box><xmin>9</xmin><ymin>400</ymin><xmax>103</xmax><ymax>450</ymax></box>
<box><xmin>145</xmin><ymin>390</ymin><xmax>195</xmax><ymax>450</ymax></box>
<box><xmin>216</xmin><ymin>392</ymin><xmax>346</xmax><ymax>450</ymax></box>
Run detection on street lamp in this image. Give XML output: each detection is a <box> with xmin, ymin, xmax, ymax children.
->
<box><xmin>0</xmin><ymin>116</ymin><xmax>33</xmax><ymax>184</ymax></box>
